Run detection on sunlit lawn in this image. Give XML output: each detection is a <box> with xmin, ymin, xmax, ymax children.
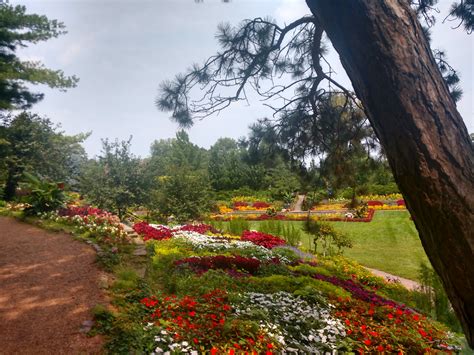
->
<box><xmin>245</xmin><ymin>211</ymin><xmax>430</xmax><ymax>281</ymax></box>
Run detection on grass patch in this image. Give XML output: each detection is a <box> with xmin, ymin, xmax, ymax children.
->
<box><xmin>222</xmin><ymin>211</ymin><xmax>428</xmax><ymax>281</ymax></box>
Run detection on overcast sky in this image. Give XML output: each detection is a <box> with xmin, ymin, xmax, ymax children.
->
<box><xmin>14</xmin><ymin>0</ymin><xmax>474</xmax><ymax>157</ymax></box>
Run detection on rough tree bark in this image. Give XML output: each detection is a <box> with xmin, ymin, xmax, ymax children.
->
<box><xmin>306</xmin><ymin>0</ymin><xmax>474</xmax><ymax>346</ymax></box>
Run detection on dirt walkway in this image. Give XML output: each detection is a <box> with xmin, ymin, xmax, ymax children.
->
<box><xmin>0</xmin><ymin>217</ymin><xmax>106</xmax><ymax>354</ymax></box>
<box><xmin>292</xmin><ymin>194</ymin><xmax>306</xmax><ymax>212</ymax></box>
<box><xmin>366</xmin><ymin>267</ymin><xmax>421</xmax><ymax>291</ymax></box>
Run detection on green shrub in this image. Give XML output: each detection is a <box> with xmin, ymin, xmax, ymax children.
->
<box><xmin>413</xmin><ymin>263</ymin><xmax>462</xmax><ymax>332</ymax></box>
<box><xmin>23</xmin><ymin>173</ymin><xmax>66</xmax><ymax>215</ymax></box>
<box><xmin>175</xmin><ymin>270</ymin><xmax>247</xmax><ymax>296</ymax></box>
<box><xmin>250</xmin><ymin>274</ymin><xmax>351</xmax><ymax>300</ymax></box>
<box><xmin>303</xmin><ymin>219</ymin><xmax>352</xmax><ymax>256</ymax></box>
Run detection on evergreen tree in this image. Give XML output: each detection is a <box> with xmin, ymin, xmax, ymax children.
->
<box><xmin>0</xmin><ymin>3</ymin><xmax>78</xmax><ymax>112</ymax></box>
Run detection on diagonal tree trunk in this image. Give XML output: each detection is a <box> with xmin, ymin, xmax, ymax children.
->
<box><xmin>306</xmin><ymin>0</ymin><xmax>474</xmax><ymax>346</ymax></box>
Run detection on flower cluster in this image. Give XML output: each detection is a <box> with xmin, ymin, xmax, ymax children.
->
<box><xmin>311</xmin><ymin>273</ymin><xmax>409</xmax><ymax>310</ymax></box>
<box><xmin>133</xmin><ymin>222</ymin><xmax>172</xmax><ymax>241</ymax></box>
<box><xmin>172</xmin><ymin>230</ymin><xmax>288</xmax><ymax>263</ymax></box>
<box><xmin>241</xmin><ymin>230</ymin><xmax>286</xmax><ymax>249</ymax></box>
<box><xmin>333</xmin><ymin>298</ymin><xmax>460</xmax><ymax>353</ymax></box>
<box><xmin>174</xmin><ymin>255</ymin><xmax>263</xmax><ymax>276</ymax></box>
<box><xmin>141</xmin><ymin>290</ymin><xmax>273</xmax><ymax>353</ymax></box>
<box><xmin>360</xmin><ymin>193</ymin><xmax>403</xmax><ymax>201</ymax></box>
<box><xmin>58</xmin><ymin>205</ymin><xmax>111</xmax><ymax>218</ymax></box>
<box><xmin>234</xmin><ymin>292</ymin><xmax>345</xmax><ymax>353</ymax></box>
<box><xmin>40</xmin><ymin>208</ymin><xmax>125</xmax><ymax>241</ymax></box>
<box><xmin>177</xmin><ymin>223</ymin><xmax>220</xmax><ymax>234</ymax></box>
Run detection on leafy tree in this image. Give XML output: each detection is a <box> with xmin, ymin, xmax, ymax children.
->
<box><xmin>163</xmin><ymin>1</ymin><xmax>474</xmax><ymax>343</ymax></box>
<box><xmin>147</xmin><ymin>130</ymin><xmax>208</xmax><ymax>178</ymax></box>
<box><xmin>0</xmin><ymin>112</ymin><xmax>88</xmax><ymax>200</ymax></box>
<box><xmin>153</xmin><ymin>167</ymin><xmax>211</xmax><ymax>222</ymax></box>
<box><xmin>0</xmin><ymin>3</ymin><xmax>78</xmax><ymax>111</ymax></box>
<box><xmin>80</xmin><ymin>138</ymin><xmax>148</xmax><ymax>219</ymax></box>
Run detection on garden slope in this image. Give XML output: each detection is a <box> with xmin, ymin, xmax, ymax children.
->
<box><xmin>0</xmin><ymin>217</ymin><xmax>105</xmax><ymax>354</ymax></box>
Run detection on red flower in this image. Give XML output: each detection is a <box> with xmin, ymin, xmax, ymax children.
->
<box><xmin>364</xmin><ymin>339</ymin><xmax>372</xmax><ymax>346</ymax></box>
<box><xmin>387</xmin><ymin>313</ymin><xmax>394</xmax><ymax>319</ymax></box>
<box><xmin>267</xmin><ymin>343</ymin><xmax>274</xmax><ymax>349</ymax></box>
<box><xmin>377</xmin><ymin>345</ymin><xmax>384</xmax><ymax>351</ymax></box>
<box><xmin>418</xmin><ymin>328</ymin><xmax>428</xmax><ymax>337</ymax></box>
<box><xmin>241</xmin><ymin>230</ymin><xmax>286</xmax><ymax>249</ymax></box>
<box><xmin>193</xmin><ymin>338</ymin><xmax>199</xmax><ymax>344</ymax></box>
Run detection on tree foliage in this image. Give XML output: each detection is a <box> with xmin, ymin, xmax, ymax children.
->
<box><xmin>80</xmin><ymin>138</ymin><xmax>148</xmax><ymax>218</ymax></box>
<box><xmin>0</xmin><ymin>3</ymin><xmax>78</xmax><ymax>111</ymax></box>
<box><xmin>0</xmin><ymin>112</ymin><xmax>88</xmax><ymax>200</ymax></box>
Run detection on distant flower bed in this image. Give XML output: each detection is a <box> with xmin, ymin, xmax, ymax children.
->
<box><xmin>312</xmin><ymin>203</ymin><xmax>347</xmax><ymax>211</ymax></box>
<box><xmin>211</xmin><ymin>209</ymin><xmax>375</xmax><ymax>223</ymax></box>
<box><xmin>367</xmin><ymin>199</ymin><xmax>406</xmax><ymax>210</ymax></box>
<box><xmin>360</xmin><ymin>193</ymin><xmax>403</xmax><ymax>201</ymax></box>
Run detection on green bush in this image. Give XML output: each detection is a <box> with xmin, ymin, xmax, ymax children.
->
<box><xmin>413</xmin><ymin>263</ymin><xmax>462</xmax><ymax>332</ymax></box>
<box><xmin>303</xmin><ymin>219</ymin><xmax>352</xmax><ymax>256</ymax></box>
<box><xmin>23</xmin><ymin>173</ymin><xmax>66</xmax><ymax>215</ymax></box>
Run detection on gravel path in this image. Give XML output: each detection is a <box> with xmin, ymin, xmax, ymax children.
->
<box><xmin>366</xmin><ymin>267</ymin><xmax>421</xmax><ymax>291</ymax></box>
<box><xmin>0</xmin><ymin>217</ymin><xmax>106</xmax><ymax>354</ymax></box>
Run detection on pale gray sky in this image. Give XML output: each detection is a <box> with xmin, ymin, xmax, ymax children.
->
<box><xmin>14</xmin><ymin>0</ymin><xmax>474</xmax><ymax>157</ymax></box>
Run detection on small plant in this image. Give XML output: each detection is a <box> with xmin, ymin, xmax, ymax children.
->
<box><xmin>303</xmin><ymin>218</ymin><xmax>352</xmax><ymax>256</ymax></box>
<box><xmin>353</xmin><ymin>203</ymin><xmax>369</xmax><ymax>218</ymax></box>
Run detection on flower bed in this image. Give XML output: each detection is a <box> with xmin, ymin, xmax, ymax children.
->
<box><xmin>40</xmin><ymin>206</ymin><xmax>125</xmax><ymax>241</ymax></box>
<box><xmin>211</xmin><ymin>209</ymin><xmax>375</xmax><ymax>223</ymax></box>
<box><xmin>113</xmin><ymin>224</ymin><xmax>462</xmax><ymax>354</ymax></box>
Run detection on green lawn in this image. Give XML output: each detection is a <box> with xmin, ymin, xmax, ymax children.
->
<box><xmin>244</xmin><ymin>211</ymin><xmax>430</xmax><ymax>281</ymax></box>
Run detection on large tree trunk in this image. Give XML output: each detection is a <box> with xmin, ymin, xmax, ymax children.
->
<box><xmin>306</xmin><ymin>0</ymin><xmax>474</xmax><ymax>346</ymax></box>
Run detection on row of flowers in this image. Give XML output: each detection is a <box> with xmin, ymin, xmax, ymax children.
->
<box><xmin>359</xmin><ymin>193</ymin><xmax>403</xmax><ymax>201</ymax></box>
<box><xmin>133</xmin><ymin>223</ymin><xmax>287</xmax><ymax>250</ymax></box>
<box><xmin>210</xmin><ymin>209</ymin><xmax>375</xmax><ymax>223</ymax></box>
<box><xmin>39</xmin><ymin>205</ymin><xmax>126</xmax><ymax>241</ymax></box>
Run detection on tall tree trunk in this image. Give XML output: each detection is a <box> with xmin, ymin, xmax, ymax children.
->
<box><xmin>306</xmin><ymin>0</ymin><xmax>474</xmax><ymax>346</ymax></box>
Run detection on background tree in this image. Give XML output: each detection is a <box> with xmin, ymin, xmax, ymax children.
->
<box><xmin>0</xmin><ymin>3</ymin><xmax>78</xmax><ymax>112</ymax></box>
<box><xmin>80</xmin><ymin>138</ymin><xmax>148</xmax><ymax>219</ymax></box>
<box><xmin>0</xmin><ymin>112</ymin><xmax>88</xmax><ymax>200</ymax></box>
<box><xmin>208</xmin><ymin>137</ymin><xmax>249</xmax><ymax>191</ymax></box>
<box><xmin>143</xmin><ymin>130</ymin><xmax>212</xmax><ymax>221</ymax></box>
<box><xmin>153</xmin><ymin>167</ymin><xmax>211</xmax><ymax>222</ymax></box>
<box><xmin>162</xmin><ymin>0</ymin><xmax>474</xmax><ymax>344</ymax></box>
